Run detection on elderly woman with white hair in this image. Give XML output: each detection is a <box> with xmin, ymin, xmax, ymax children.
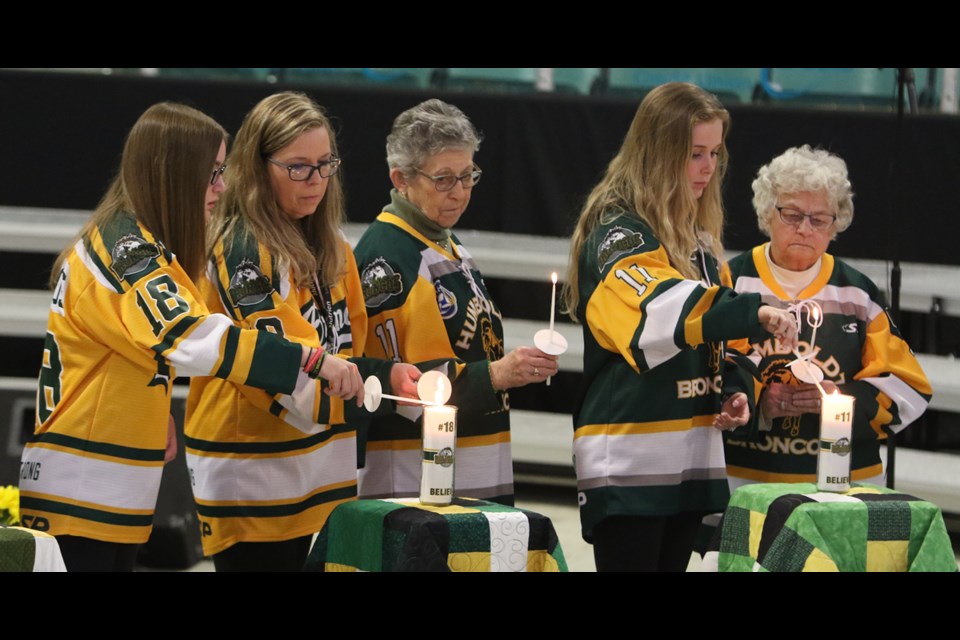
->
<box><xmin>353</xmin><ymin>99</ymin><xmax>558</xmax><ymax>505</ymax></box>
<box><xmin>724</xmin><ymin>145</ymin><xmax>932</xmax><ymax>489</ymax></box>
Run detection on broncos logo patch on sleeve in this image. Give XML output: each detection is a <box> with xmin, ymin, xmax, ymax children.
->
<box><xmin>110</xmin><ymin>234</ymin><xmax>161</xmax><ymax>280</ymax></box>
<box><xmin>597</xmin><ymin>226</ymin><xmax>644</xmax><ymax>272</ymax></box>
<box><xmin>361</xmin><ymin>257</ymin><xmax>403</xmax><ymax>307</ymax></box>
<box><xmin>228</xmin><ymin>259</ymin><xmax>273</xmax><ymax>307</ymax></box>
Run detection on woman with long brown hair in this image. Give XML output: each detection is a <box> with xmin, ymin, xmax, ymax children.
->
<box><xmin>19</xmin><ymin>102</ymin><xmax>335</xmax><ymax>571</ymax></box>
<box><xmin>564</xmin><ymin>83</ymin><xmax>798</xmax><ymax>571</ymax></box>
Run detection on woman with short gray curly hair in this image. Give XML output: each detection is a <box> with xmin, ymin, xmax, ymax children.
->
<box><xmin>751</xmin><ymin>144</ymin><xmax>854</xmax><ymax>238</ymax></box>
<box><xmin>724</xmin><ymin>145</ymin><xmax>930</xmax><ymax>491</ymax></box>
<box><xmin>354</xmin><ymin>98</ymin><xmax>558</xmax><ymax>506</ymax></box>
<box><xmin>386</xmin><ymin>99</ymin><xmax>481</xmax><ymax>178</ymax></box>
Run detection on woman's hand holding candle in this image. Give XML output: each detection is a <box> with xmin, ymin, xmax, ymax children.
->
<box><xmin>489</xmin><ymin>346</ymin><xmax>559</xmax><ymax>391</ymax></box>
<box><xmin>389</xmin><ymin>363</ymin><xmax>423</xmax><ymax>406</ymax></box>
<box><xmin>762</xmin><ymin>381</ymin><xmax>838</xmax><ymax>418</ymax></box>
<box><xmin>758</xmin><ymin>306</ymin><xmax>799</xmax><ymax>351</ymax></box>
<box><xmin>320</xmin><ymin>354</ymin><xmax>365</xmax><ymax>407</ymax></box>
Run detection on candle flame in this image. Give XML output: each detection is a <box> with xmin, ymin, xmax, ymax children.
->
<box><xmin>551</xmin><ymin>272</ymin><xmax>558</xmax><ymax>284</ymax></box>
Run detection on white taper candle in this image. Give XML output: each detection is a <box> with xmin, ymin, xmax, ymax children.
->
<box><xmin>549</xmin><ymin>271</ymin><xmax>557</xmax><ymax>337</ymax></box>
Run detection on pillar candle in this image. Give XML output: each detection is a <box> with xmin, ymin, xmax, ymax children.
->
<box><xmin>420</xmin><ymin>404</ymin><xmax>457</xmax><ymax>505</ymax></box>
<box><xmin>817</xmin><ymin>392</ymin><xmax>854</xmax><ymax>492</ymax></box>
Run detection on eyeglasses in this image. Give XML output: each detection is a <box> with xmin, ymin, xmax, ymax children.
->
<box><xmin>775</xmin><ymin>206</ymin><xmax>836</xmax><ymax>231</ymax></box>
<box><xmin>414</xmin><ymin>165</ymin><xmax>482</xmax><ymax>192</ymax></box>
<box><xmin>210</xmin><ymin>164</ymin><xmax>227</xmax><ymax>185</ymax></box>
<box><xmin>267</xmin><ymin>156</ymin><xmax>341</xmax><ymax>181</ymax></box>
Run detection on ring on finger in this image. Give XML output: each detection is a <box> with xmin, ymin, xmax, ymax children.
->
<box><xmin>779</xmin><ymin>400</ymin><xmax>786</xmax><ymax>411</ymax></box>
<box><xmin>534</xmin><ymin>367</ymin><xmax>540</xmax><ymax>377</ymax></box>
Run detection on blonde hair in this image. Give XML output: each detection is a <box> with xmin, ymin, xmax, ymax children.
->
<box><xmin>51</xmin><ymin>102</ymin><xmax>226</xmax><ymax>286</ymax></box>
<box><xmin>563</xmin><ymin>82</ymin><xmax>730</xmax><ymax>321</ymax></box>
<box><xmin>209</xmin><ymin>92</ymin><xmax>345</xmax><ymax>287</ymax></box>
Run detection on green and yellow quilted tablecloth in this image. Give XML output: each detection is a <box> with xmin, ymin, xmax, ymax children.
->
<box><xmin>0</xmin><ymin>526</ymin><xmax>67</xmax><ymax>572</ymax></box>
<box><xmin>704</xmin><ymin>483</ymin><xmax>956</xmax><ymax>572</ymax></box>
<box><xmin>304</xmin><ymin>498</ymin><xmax>567</xmax><ymax>572</ymax></box>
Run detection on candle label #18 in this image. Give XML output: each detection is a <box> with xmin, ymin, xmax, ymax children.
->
<box><xmin>437</xmin><ymin>421</ymin><xmax>454</xmax><ymax>432</ymax></box>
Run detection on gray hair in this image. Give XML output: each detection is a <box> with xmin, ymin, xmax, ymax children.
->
<box><xmin>386</xmin><ymin>99</ymin><xmax>481</xmax><ymax>176</ymax></box>
<box><xmin>752</xmin><ymin>145</ymin><xmax>854</xmax><ymax>239</ymax></box>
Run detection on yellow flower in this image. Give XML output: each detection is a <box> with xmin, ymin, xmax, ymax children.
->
<box><xmin>0</xmin><ymin>485</ymin><xmax>20</xmax><ymax>526</ymax></box>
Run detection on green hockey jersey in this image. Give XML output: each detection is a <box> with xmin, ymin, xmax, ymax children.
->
<box><xmin>723</xmin><ymin>245</ymin><xmax>932</xmax><ymax>484</ymax></box>
<box><xmin>574</xmin><ymin>211</ymin><xmax>766</xmax><ymax>540</ymax></box>
<box><xmin>354</xmin><ymin>198</ymin><xmax>511</xmax><ymax>505</ymax></box>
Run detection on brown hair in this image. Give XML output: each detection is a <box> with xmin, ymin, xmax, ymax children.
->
<box><xmin>563</xmin><ymin>82</ymin><xmax>730</xmax><ymax>321</ymax></box>
<box><xmin>51</xmin><ymin>102</ymin><xmax>226</xmax><ymax>286</ymax></box>
<box><xmin>208</xmin><ymin>91</ymin><xmax>346</xmax><ymax>287</ymax></box>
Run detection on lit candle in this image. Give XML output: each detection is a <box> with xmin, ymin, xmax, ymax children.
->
<box><xmin>817</xmin><ymin>391</ymin><xmax>854</xmax><ymax>492</ymax></box>
<box><xmin>808</xmin><ymin>303</ymin><xmax>821</xmax><ymax>349</ymax></box>
<box><xmin>419</xmin><ymin>378</ymin><xmax>457</xmax><ymax>505</ymax></box>
<box><xmin>549</xmin><ymin>272</ymin><xmax>558</xmax><ymax>338</ymax></box>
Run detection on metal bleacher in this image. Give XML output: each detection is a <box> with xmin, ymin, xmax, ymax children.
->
<box><xmin>2</xmin><ymin>205</ymin><xmax>959</xmax><ymax>510</ymax></box>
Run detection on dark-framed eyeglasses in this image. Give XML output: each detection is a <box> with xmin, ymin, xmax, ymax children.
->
<box><xmin>210</xmin><ymin>164</ymin><xmax>227</xmax><ymax>185</ymax></box>
<box><xmin>267</xmin><ymin>156</ymin><xmax>341</xmax><ymax>181</ymax></box>
<box><xmin>775</xmin><ymin>206</ymin><xmax>836</xmax><ymax>231</ymax></box>
<box><xmin>414</xmin><ymin>165</ymin><xmax>482</xmax><ymax>192</ymax></box>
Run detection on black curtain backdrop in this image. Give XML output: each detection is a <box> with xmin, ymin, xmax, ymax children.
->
<box><xmin>3</xmin><ymin>69</ymin><xmax>958</xmax><ymax>265</ymax></box>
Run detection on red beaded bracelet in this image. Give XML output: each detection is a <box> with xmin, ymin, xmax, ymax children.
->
<box><xmin>304</xmin><ymin>347</ymin><xmax>324</xmax><ymax>374</ymax></box>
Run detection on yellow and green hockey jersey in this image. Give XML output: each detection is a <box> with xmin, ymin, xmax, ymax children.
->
<box><xmin>574</xmin><ymin>211</ymin><xmax>767</xmax><ymax>540</ymax></box>
<box><xmin>19</xmin><ymin>212</ymin><xmax>302</xmax><ymax>544</ymax></box>
<box><xmin>723</xmin><ymin>245</ymin><xmax>932</xmax><ymax>484</ymax></box>
<box><xmin>186</xmin><ymin>229</ymin><xmax>394</xmax><ymax>556</ymax></box>
<box><xmin>354</xmin><ymin>199</ymin><xmax>511</xmax><ymax>505</ymax></box>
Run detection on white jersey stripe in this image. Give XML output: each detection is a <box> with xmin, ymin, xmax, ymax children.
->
<box><xmin>187</xmin><ymin>435</ymin><xmax>356</xmax><ymax>503</ymax></box>
<box><xmin>638</xmin><ymin>279</ymin><xmax>699</xmax><ymax>369</ymax></box>
<box><xmin>20</xmin><ymin>444</ymin><xmax>162</xmax><ymax>511</ymax></box>
<box><xmin>860</xmin><ymin>374</ymin><xmax>929</xmax><ymax>431</ymax></box>
<box><xmin>359</xmin><ymin>441</ymin><xmax>513</xmax><ymax>499</ymax></box>
<box><xmin>163</xmin><ymin>314</ymin><xmax>231</xmax><ymax>378</ymax></box>
<box><xmin>574</xmin><ymin>426</ymin><xmax>726</xmax><ymax>482</ymax></box>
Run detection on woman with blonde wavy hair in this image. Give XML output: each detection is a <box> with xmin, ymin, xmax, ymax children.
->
<box><xmin>563</xmin><ymin>82</ymin><xmax>798</xmax><ymax>572</ymax></box>
<box><xmin>186</xmin><ymin>91</ymin><xmax>420</xmax><ymax>572</ymax></box>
